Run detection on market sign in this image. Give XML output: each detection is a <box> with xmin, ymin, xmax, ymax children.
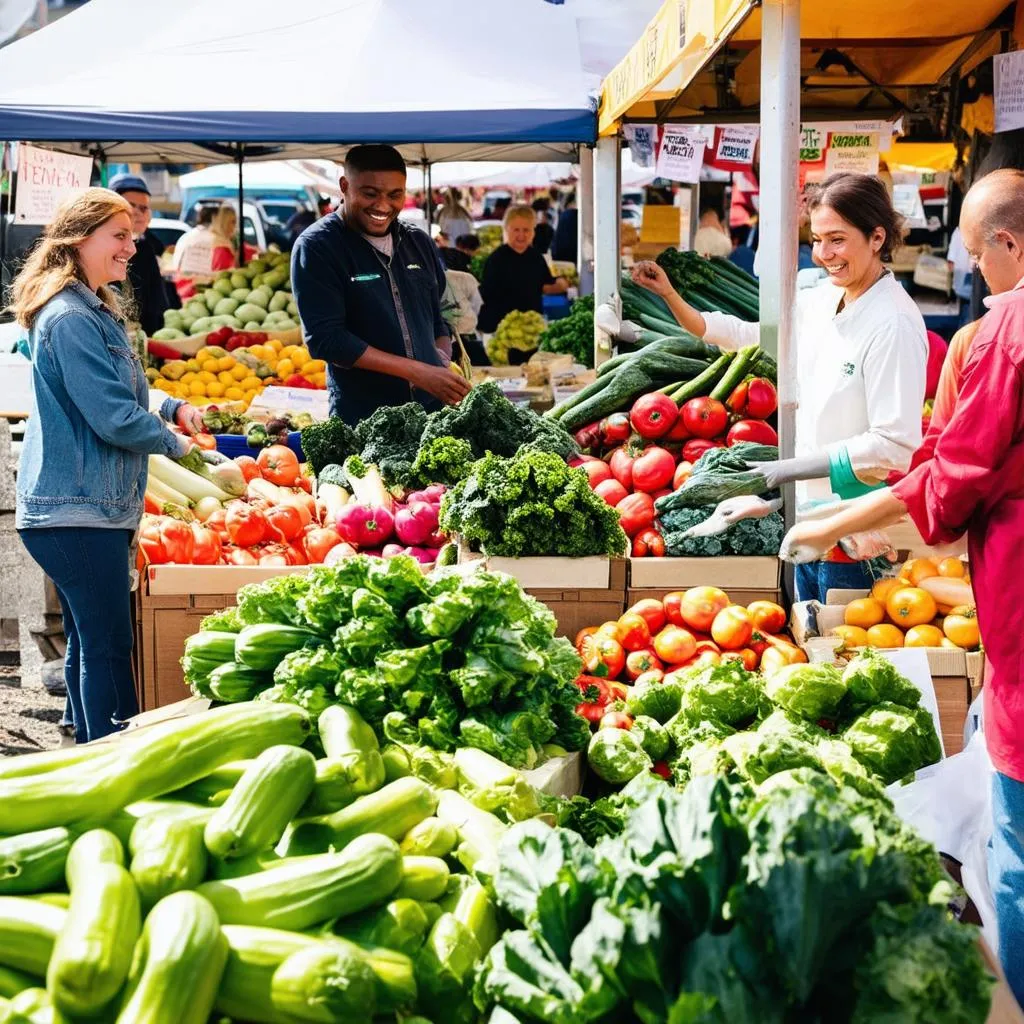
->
<box><xmin>13</xmin><ymin>144</ymin><xmax>92</xmax><ymax>226</ymax></box>
<box><xmin>656</xmin><ymin>124</ymin><xmax>707</xmax><ymax>183</ymax></box>
<box><xmin>824</xmin><ymin>133</ymin><xmax>880</xmax><ymax>176</ymax></box>
<box><xmin>994</xmin><ymin>49</ymin><xmax>1024</xmax><ymax>133</ymax></box>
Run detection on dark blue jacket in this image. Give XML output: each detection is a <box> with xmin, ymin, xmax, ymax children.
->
<box><xmin>291</xmin><ymin>214</ymin><xmax>449</xmax><ymax>425</ymax></box>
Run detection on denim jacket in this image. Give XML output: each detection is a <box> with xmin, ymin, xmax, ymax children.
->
<box><xmin>16</xmin><ymin>283</ymin><xmax>184</xmax><ymax>530</ymax></box>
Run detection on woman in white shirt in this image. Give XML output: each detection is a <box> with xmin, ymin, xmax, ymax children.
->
<box><xmin>631</xmin><ymin>172</ymin><xmax>927</xmax><ymax>602</ymax></box>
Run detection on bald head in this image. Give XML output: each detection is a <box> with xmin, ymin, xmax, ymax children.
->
<box><xmin>960</xmin><ymin>169</ymin><xmax>1024</xmax><ymax>295</ymax></box>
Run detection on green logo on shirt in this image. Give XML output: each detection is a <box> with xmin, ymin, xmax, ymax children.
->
<box><xmin>842</xmin><ymin>361</ymin><xmax>856</xmax><ymax>376</ymax></box>
<box><xmin>406</xmin><ymin>263</ymin><xmax>422</xmax><ymax>270</ymax></box>
<box><xmin>351</xmin><ymin>273</ymin><xmax>382</xmax><ymax>282</ymax></box>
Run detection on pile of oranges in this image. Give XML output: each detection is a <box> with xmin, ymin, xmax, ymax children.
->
<box><xmin>836</xmin><ymin>557</ymin><xmax>979</xmax><ymax>651</ymax></box>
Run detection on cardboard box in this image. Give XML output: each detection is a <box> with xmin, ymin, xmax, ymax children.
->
<box><xmin>627</xmin><ymin>588</ymin><xmax>783</xmax><ymax>611</ymax></box>
<box><xmin>628</xmin><ymin>556</ymin><xmax>781</xmax><ymax>592</ymax></box>
<box><xmin>522</xmin><ymin>558</ymin><xmax>628</xmax><ymax>640</ymax></box>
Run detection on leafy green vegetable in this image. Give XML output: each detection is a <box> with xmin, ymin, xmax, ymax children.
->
<box><xmin>657</xmin><ymin>442</ymin><xmax>780</xmax><ymax>512</ymax></box>
<box><xmin>587</xmin><ymin>729</ymin><xmax>652</xmax><ymax>785</ymax></box>
<box><xmin>300</xmin><ymin>417</ymin><xmax>359</xmax><ymax>475</ymax></box>
<box><xmin>842</xmin><ymin>702</ymin><xmax>942</xmax><ymax>785</ymax></box>
<box><xmin>538</xmin><ymin>295</ymin><xmax>595</xmax><ymax>368</ymax></box>
<box><xmin>353</xmin><ymin>401</ymin><xmax>429</xmax><ymax>487</ymax></box>
<box><xmin>630</xmin><ymin>716</ymin><xmax>670</xmax><ymax>760</ymax></box>
<box><xmin>316</xmin><ymin>462</ymin><xmax>349</xmax><ymax>488</ymax></box>
<box><xmin>199</xmin><ymin>607</ymin><xmax>242</xmax><ymax>633</ymax></box>
<box><xmin>236</xmin><ymin>572</ymin><xmax>318</xmax><ymax>628</ymax></box>
<box><xmin>679</xmin><ymin>662</ymin><xmax>761</xmax><ymax>727</ymax></box>
<box><xmin>763</xmin><ymin>663</ymin><xmax>848</xmax><ymax>722</ymax></box>
<box><xmin>842</xmin><ymin>648</ymin><xmax>923</xmax><ymax>715</ymax></box>
<box><xmin>625</xmin><ymin>675</ymin><xmax>684</xmax><ymax>723</ymax></box>
<box><xmin>659</xmin><ymin>505</ymin><xmax>784</xmax><ymax>557</ymax></box>
<box><xmin>720</xmin><ymin>728</ymin><xmax>821</xmax><ymax>785</ymax></box>
<box><xmin>409</xmin><ymin>436</ymin><xmax>475</xmax><ymax>488</ymax></box>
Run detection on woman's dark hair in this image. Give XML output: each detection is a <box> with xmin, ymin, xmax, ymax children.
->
<box><xmin>804</xmin><ymin>172</ymin><xmax>904</xmax><ymax>262</ymax></box>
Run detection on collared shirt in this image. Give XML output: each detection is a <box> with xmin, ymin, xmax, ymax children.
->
<box><xmin>891</xmin><ymin>282</ymin><xmax>1024</xmax><ymax>782</ymax></box>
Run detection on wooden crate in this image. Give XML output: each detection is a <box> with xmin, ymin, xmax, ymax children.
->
<box><xmin>526</xmin><ymin>559</ymin><xmax>628</xmax><ymax>640</ymax></box>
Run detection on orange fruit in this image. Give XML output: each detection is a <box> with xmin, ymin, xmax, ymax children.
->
<box><xmin>937</xmin><ymin>557</ymin><xmax>966</xmax><ymax>579</ymax></box>
<box><xmin>866</xmin><ymin>624</ymin><xmax>905</xmax><ymax>648</ymax></box>
<box><xmin>844</xmin><ymin>597</ymin><xmax>885</xmax><ymax>629</ymax></box>
<box><xmin>833</xmin><ymin>625</ymin><xmax>870</xmax><ymax>648</ymax></box>
<box><xmin>871</xmin><ymin>578</ymin><xmax>908</xmax><ymax>604</ymax></box>
<box><xmin>943</xmin><ymin>607</ymin><xmax>980</xmax><ymax>649</ymax></box>
<box><xmin>886</xmin><ymin>587</ymin><xmax>938</xmax><ymax>628</ymax></box>
<box><xmin>905</xmin><ymin>624</ymin><xmax>945</xmax><ymax>648</ymax></box>
<box><xmin>902</xmin><ymin>558</ymin><xmax>939</xmax><ymax>586</ymax></box>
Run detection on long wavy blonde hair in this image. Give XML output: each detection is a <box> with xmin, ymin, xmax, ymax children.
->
<box><xmin>7</xmin><ymin>187</ymin><xmax>133</xmax><ymax>328</ymax></box>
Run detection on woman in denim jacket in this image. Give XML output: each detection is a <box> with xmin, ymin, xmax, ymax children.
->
<box><xmin>9</xmin><ymin>188</ymin><xmax>203</xmax><ymax>742</ymax></box>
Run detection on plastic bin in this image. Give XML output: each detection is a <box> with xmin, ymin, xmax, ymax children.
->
<box><xmin>542</xmin><ymin>295</ymin><xmax>571</xmax><ymax>320</ymax></box>
<box><xmin>213</xmin><ymin>431</ymin><xmax>304</xmax><ymax>461</ymax></box>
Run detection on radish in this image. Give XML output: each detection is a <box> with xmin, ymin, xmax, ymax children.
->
<box><xmin>335</xmin><ymin>503</ymin><xmax>394</xmax><ymax>547</ymax></box>
<box><xmin>394</xmin><ymin>501</ymin><xmax>439</xmax><ymax>546</ymax></box>
<box><xmin>423</xmin><ymin>484</ymin><xmax>447</xmax><ymax>503</ymax></box>
<box><xmin>382</xmin><ymin>543</ymin><xmax>407</xmax><ymax>558</ymax></box>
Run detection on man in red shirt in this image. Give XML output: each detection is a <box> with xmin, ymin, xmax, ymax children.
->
<box><xmin>779</xmin><ymin>168</ymin><xmax>1024</xmax><ymax>1002</ymax></box>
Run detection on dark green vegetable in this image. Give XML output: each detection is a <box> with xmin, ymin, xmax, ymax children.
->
<box><xmin>668</xmin><ymin>353</ymin><xmax>732</xmax><ymax>405</ymax></box>
<box><xmin>299</xmin><ymin>418</ymin><xmax>360</xmax><ymax>476</ymax></box>
<box><xmin>710</xmin><ymin>344</ymin><xmax>760</xmax><ymax>401</ymax></box>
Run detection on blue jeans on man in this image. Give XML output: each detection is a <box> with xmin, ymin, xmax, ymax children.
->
<box><xmin>990</xmin><ymin>771</ymin><xmax>1024</xmax><ymax>1004</ymax></box>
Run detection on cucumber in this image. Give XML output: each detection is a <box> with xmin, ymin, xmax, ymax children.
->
<box><xmin>166</xmin><ymin>760</ymin><xmax>252</xmax><ymax>807</ymax></box>
<box><xmin>115</xmin><ymin>891</ymin><xmax>227</xmax><ymax>1024</ymax></box>
<box><xmin>710</xmin><ymin>344</ymin><xmax>759</xmax><ymax>401</ymax></box>
<box><xmin>204</xmin><ymin>745</ymin><xmax>316</xmax><ymax>860</ymax></box>
<box><xmin>395</xmin><ymin>856</ymin><xmax>450</xmax><ymax>902</ymax></box>
<box><xmin>318</xmin><ymin>704</ymin><xmax>378</xmax><ymax>756</ymax></box>
<box><xmin>129</xmin><ymin>815</ymin><xmax>208</xmax><ymax>910</ymax></box>
<box><xmin>333</xmin><ymin>898</ymin><xmax>431</xmax><ymax>957</ymax></box>
<box><xmin>281</xmin><ymin>777</ymin><xmax>438</xmax><ymax>857</ymax></box>
<box><xmin>542</xmin><ymin>372</ymin><xmax>613</xmax><ymax>422</ymax></box>
<box><xmin>0</xmin><ymin>964</ymin><xmax>36</xmax><ymax>998</ymax></box>
<box><xmin>197</xmin><ymin>834</ymin><xmax>403</xmax><ymax>931</ymax></box>
<box><xmin>0</xmin><ymin>745</ymin><xmax>105</xmax><ymax>783</ymax></box>
<box><xmin>0</xmin><ymin>828</ymin><xmax>72</xmax><ymax>896</ymax></box>
<box><xmin>97</xmin><ymin>800</ymin><xmax>214</xmax><ymax>847</ymax></box>
<box><xmin>0</xmin><ymin>896</ymin><xmax>66</xmax><ymax>976</ymax></box>
<box><xmin>399</xmin><ymin>817</ymin><xmax>458</xmax><ymax>858</ymax></box>
<box><xmin>301</xmin><ymin>752</ymin><xmax>386</xmax><ymax>816</ymax></box>
<box><xmin>207</xmin><ymin>662</ymin><xmax>269</xmax><ymax>702</ymax></box>
<box><xmin>208</xmin><ymin>849</ymin><xmax>282</xmax><ymax>881</ymax></box>
<box><xmin>557</xmin><ymin>364</ymin><xmax>657</xmax><ymax>433</ymax></box>
<box><xmin>28</xmin><ymin>893</ymin><xmax>69</xmax><ymax>909</ymax></box>
<box><xmin>670</xmin><ymin>353</ymin><xmax>733</xmax><ymax>404</ymax></box>
<box><xmin>49</xmin><ymin>831</ymin><xmax>141</xmax><ymax>1017</ymax></box>
<box><xmin>270</xmin><ymin>944</ymin><xmax>377</xmax><ymax>1023</ymax></box>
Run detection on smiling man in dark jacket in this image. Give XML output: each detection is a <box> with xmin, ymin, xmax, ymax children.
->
<box><xmin>291</xmin><ymin>145</ymin><xmax>469</xmax><ymax>425</ymax></box>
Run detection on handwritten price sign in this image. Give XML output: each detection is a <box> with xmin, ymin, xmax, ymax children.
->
<box><xmin>656</xmin><ymin>125</ymin><xmax>706</xmax><ymax>183</ymax></box>
<box><xmin>14</xmin><ymin>145</ymin><xmax>93</xmax><ymax>226</ymax></box>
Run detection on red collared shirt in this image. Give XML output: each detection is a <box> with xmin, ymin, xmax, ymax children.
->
<box><xmin>891</xmin><ymin>284</ymin><xmax>1024</xmax><ymax>781</ymax></box>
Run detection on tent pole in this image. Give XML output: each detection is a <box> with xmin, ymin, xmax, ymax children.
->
<box><xmin>577</xmin><ymin>145</ymin><xmax>594</xmax><ymax>296</ymax></box>
<box><xmin>424</xmin><ymin>161</ymin><xmax>433</xmax><ymax>234</ymax></box>
<box><xmin>759</xmin><ymin>0</ymin><xmax>800</xmax><ymax>600</ymax></box>
<box><xmin>593</xmin><ymin>134</ymin><xmax>621</xmax><ymax>368</ymax></box>
<box><xmin>0</xmin><ymin>143</ymin><xmax>8</xmax><ymax>299</ymax></box>
<box><xmin>237</xmin><ymin>144</ymin><xmax>246</xmax><ymax>268</ymax></box>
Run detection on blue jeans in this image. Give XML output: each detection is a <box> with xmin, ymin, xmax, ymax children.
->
<box><xmin>795</xmin><ymin>559</ymin><xmax>878</xmax><ymax>604</ymax></box>
<box><xmin>990</xmin><ymin>771</ymin><xmax>1024</xmax><ymax>1006</ymax></box>
<box><xmin>19</xmin><ymin>527</ymin><xmax>137</xmax><ymax>743</ymax></box>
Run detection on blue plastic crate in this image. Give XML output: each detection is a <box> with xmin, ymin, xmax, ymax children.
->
<box><xmin>214</xmin><ymin>431</ymin><xmax>305</xmax><ymax>461</ymax></box>
<box><xmin>542</xmin><ymin>295</ymin><xmax>571</xmax><ymax>320</ymax></box>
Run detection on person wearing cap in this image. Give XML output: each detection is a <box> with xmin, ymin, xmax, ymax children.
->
<box><xmin>108</xmin><ymin>173</ymin><xmax>168</xmax><ymax>336</ymax></box>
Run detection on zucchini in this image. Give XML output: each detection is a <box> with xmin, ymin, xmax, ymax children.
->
<box><xmin>180</xmin><ymin>631</ymin><xmax>238</xmax><ymax>694</ymax></box>
<box><xmin>3</xmin><ymin>987</ymin><xmax>70</xmax><ymax>1023</ymax></box>
<box><xmin>0</xmin><ymin>828</ymin><xmax>72</xmax><ymax>896</ymax></box>
<box><xmin>557</xmin><ymin>364</ymin><xmax>657</xmax><ymax>433</ymax></box>
<box><xmin>380</xmin><ymin>744</ymin><xmax>413</xmax><ymax>782</ymax></box>
<box><xmin>48</xmin><ymin>830</ymin><xmax>140</xmax><ymax>1017</ymax></box>
<box><xmin>281</xmin><ymin>777</ymin><xmax>437</xmax><ymax>857</ymax></box>
<box><xmin>197</xmin><ymin>834</ymin><xmax>403</xmax><ymax>931</ymax></box>
<box><xmin>27</xmin><ymin>893</ymin><xmax>69</xmax><ymax>909</ymax></box>
<box><xmin>634</xmin><ymin>351</ymin><xmax>711</xmax><ymax>381</ymax></box>
<box><xmin>434</xmin><ymin>790</ymin><xmax>506</xmax><ymax>880</ymax></box>
<box><xmin>399</xmin><ymin>817</ymin><xmax>458</xmax><ymax>858</ymax></box>
<box><xmin>333</xmin><ymin>898</ymin><xmax>431</xmax><ymax>957</ymax></box>
<box><xmin>319</xmin><ymin>704</ymin><xmax>378</xmax><ymax>756</ymax></box>
<box><xmin>166</xmin><ymin>760</ymin><xmax>253</xmax><ymax>807</ymax></box>
<box><xmin>204</xmin><ymin>745</ymin><xmax>316</xmax><ymax>859</ymax></box>
<box><xmin>209</xmin><ymin>849</ymin><xmax>282</xmax><ymax>881</ymax></box>
<box><xmin>0</xmin><ymin>965</ymin><xmax>37</xmax><ymax>999</ymax></box>
<box><xmin>217</xmin><ymin>925</ymin><xmax>417</xmax><ymax>1021</ymax></box>
<box><xmin>234</xmin><ymin>624</ymin><xmax>317</xmax><ymax>672</ymax></box>
<box><xmin>129</xmin><ymin>815</ymin><xmax>208</xmax><ymax>910</ymax></box>
<box><xmin>207</xmin><ymin>662</ymin><xmax>269</xmax><ymax>703</ymax></box>
<box><xmin>670</xmin><ymin>352</ymin><xmax>733</xmax><ymax>404</ymax></box>
<box><xmin>301</xmin><ymin>752</ymin><xmax>386</xmax><ymax>816</ymax></box>
<box><xmin>115</xmin><ymin>891</ymin><xmax>227</xmax><ymax>1024</ymax></box>
<box><xmin>710</xmin><ymin>344</ymin><xmax>759</xmax><ymax>401</ymax></box>
<box><xmin>439</xmin><ymin>879</ymin><xmax>499</xmax><ymax>956</ymax></box>
<box><xmin>0</xmin><ymin>702</ymin><xmax>311</xmax><ymax>835</ymax></box>
<box><xmin>395</xmin><ymin>856</ymin><xmax>449</xmax><ymax>902</ymax></box>
<box><xmin>542</xmin><ymin>372</ymin><xmax>613</xmax><ymax>421</ymax></box>
<box><xmin>0</xmin><ymin>896</ymin><xmax>66</xmax><ymax>976</ymax></box>
<box><xmin>0</xmin><ymin>746</ymin><xmax>104</xmax><ymax>783</ymax></box>
<box><xmin>98</xmin><ymin>800</ymin><xmax>213</xmax><ymax>847</ymax></box>
<box><xmin>270</xmin><ymin>944</ymin><xmax>377</xmax><ymax>1023</ymax></box>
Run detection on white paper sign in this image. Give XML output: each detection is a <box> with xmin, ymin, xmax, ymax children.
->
<box><xmin>623</xmin><ymin>124</ymin><xmax>657</xmax><ymax>168</ymax></box>
<box><xmin>824</xmin><ymin>132</ymin><xmax>880</xmax><ymax>176</ymax></box>
<box><xmin>995</xmin><ymin>50</ymin><xmax>1024</xmax><ymax>133</ymax></box>
<box><xmin>13</xmin><ymin>144</ymin><xmax>93</xmax><ymax>226</ymax></box>
<box><xmin>176</xmin><ymin>237</ymin><xmax>215</xmax><ymax>277</ymax></box>
<box><xmin>715</xmin><ymin>126</ymin><xmax>759</xmax><ymax>165</ymax></box>
<box><xmin>247</xmin><ymin>385</ymin><xmax>330</xmax><ymax>421</ymax></box>
<box><xmin>799</xmin><ymin>125</ymin><xmax>826</xmax><ymax>163</ymax></box>
<box><xmin>892</xmin><ymin>183</ymin><xmax>927</xmax><ymax>228</ymax></box>
<box><xmin>656</xmin><ymin>125</ymin><xmax>706</xmax><ymax>184</ymax></box>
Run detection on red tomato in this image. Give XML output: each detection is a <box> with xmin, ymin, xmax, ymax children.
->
<box><xmin>681</xmin><ymin>397</ymin><xmax>729</xmax><ymax>440</ymax></box>
<box><xmin>576</xmin><ymin>701</ymin><xmax>606</xmax><ymax>723</ymax></box>
<box><xmin>596</xmin><ymin>621</ymin><xmax>624</xmax><ymax>642</ymax></box>
<box><xmin>575</xmin><ymin>626</ymin><xmax>598</xmax><ymax>655</ymax></box>
<box><xmin>625</xmin><ymin>648</ymin><xmax>662</xmax><ymax>681</ymax></box>
<box><xmin>580</xmin><ymin>459</ymin><xmax>613</xmax><ymax>489</ymax></box>
<box><xmin>662</xmin><ymin>591</ymin><xmax>687</xmax><ymax>628</ymax></box>
<box><xmin>234</xmin><ymin>456</ymin><xmax>262</xmax><ymax>483</ymax></box>
<box><xmin>626</xmin><ymin>598</ymin><xmax>667</xmax><ymax>635</ymax></box>
<box><xmin>575</xmin><ymin>675</ymin><xmax>613</xmax><ymax>705</ymax></box>
<box><xmin>629</xmin><ymin>393</ymin><xmax>678</xmax><ymax>440</ymax></box>
<box><xmin>282</xmin><ymin>490</ymin><xmax>316</xmax><ymax>527</ymax></box>
<box><xmin>693</xmin><ymin>639</ymin><xmax>722</xmax><ymax>656</ymax></box>
<box><xmin>286</xmin><ymin>541</ymin><xmax>308</xmax><ymax>565</ymax></box>
<box><xmin>710</xmin><ymin>605</ymin><xmax>754</xmax><ymax>651</ymax></box>
<box><xmin>748</xmin><ymin>600</ymin><xmax>787</xmax><ymax>634</ymax></box>
<box><xmin>679</xmin><ymin>587</ymin><xmax>730</xmax><ymax>633</ymax></box>
<box><xmin>190</xmin><ymin>523</ymin><xmax>222</xmax><ymax>565</ymax></box>
<box><xmin>652</xmin><ymin>625</ymin><xmax>697</xmax><ymax>665</ymax></box>
<box><xmin>616</xmin><ymin>492</ymin><xmax>655</xmax><ymax>538</ymax></box>
<box><xmin>745</xmin><ymin>378</ymin><xmax>778</xmax><ymax>419</ymax></box>
<box><xmin>682</xmin><ymin>438</ymin><xmax>724</xmax><ymax>464</ymax></box>
<box><xmin>304</xmin><ymin>527</ymin><xmax>343</xmax><ymax>564</ymax></box>
<box><xmin>193</xmin><ymin>433</ymin><xmax>217</xmax><ymax>451</ymax></box>
<box><xmin>606</xmin><ymin>680</ymin><xmax>630</xmax><ymax>701</ymax></box>
<box><xmin>225</xmin><ymin>504</ymin><xmax>268</xmax><ymax>547</ymax></box>
<box><xmin>726</xmin><ymin>419</ymin><xmax>778</xmax><ymax>446</ymax></box>
<box><xmin>631</xmin><ymin>447</ymin><xmax>675</xmax><ymax>493</ymax></box>
<box><xmin>726</xmin><ymin>380</ymin><xmax>749</xmax><ymax>414</ymax></box>
<box><xmin>617</xmin><ymin>612</ymin><xmax>652</xmax><ymax>652</ymax></box>
<box><xmin>652</xmin><ymin>760</ymin><xmax>672</xmax><ymax>780</ymax></box>
<box><xmin>265</xmin><ymin>504</ymin><xmax>303</xmax><ymax>542</ymax></box>
<box><xmin>580</xmin><ymin>635</ymin><xmax>626</xmax><ymax>680</ymax></box>
<box><xmin>608</xmin><ymin>446</ymin><xmax>639</xmax><ymax>489</ymax></box>
<box><xmin>224</xmin><ymin>545</ymin><xmax>258</xmax><ymax>566</ymax></box>
<box><xmin>594</xmin><ymin>478</ymin><xmax>629</xmax><ymax>507</ymax></box>
<box><xmin>632</xmin><ymin>528</ymin><xmax>666</xmax><ymax>557</ymax></box>
<box><xmin>599</xmin><ymin>711</ymin><xmax>634</xmax><ymax>731</ymax></box>
<box><xmin>573</xmin><ymin>424</ymin><xmax>602</xmax><ymax>454</ymax></box>
<box><xmin>295</xmin><ymin>474</ymin><xmax>313</xmax><ymax>494</ymax></box>
<box><xmin>256</xmin><ymin>445</ymin><xmax>300</xmax><ymax>487</ymax></box>
<box><xmin>599</xmin><ymin>413</ymin><xmax>632</xmax><ymax>447</ymax></box>
<box><xmin>633</xmin><ymin>668</ymin><xmax>665</xmax><ymax>687</ymax></box>
<box><xmin>672</xmin><ymin>460</ymin><xmax>694</xmax><ymax>490</ymax></box>
<box><xmin>664</xmin><ymin>414</ymin><xmax>692</xmax><ymax>442</ymax></box>
<box><xmin>203</xmin><ymin>506</ymin><xmax>230</xmax><ymax>541</ymax></box>
<box><xmin>258</xmin><ymin>549</ymin><xmax>291</xmax><ymax>567</ymax></box>
<box><xmin>650</xmin><ymin>488</ymin><xmax>673</xmax><ymax>501</ymax></box>
<box><xmin>139</xmin><ymin>518</ymin><xmax>195</xmax><ymax>565</ymax></box>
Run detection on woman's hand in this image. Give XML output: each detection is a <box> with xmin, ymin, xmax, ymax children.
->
<box><xmin>630</xmin><ymin>261</ymin><xmax>673</xmax><ymax>297</ymax></box>
<box><xmin>174</xmin><ymin>403</ymin><xmax>204</xmax><ymax>436</ymax></box>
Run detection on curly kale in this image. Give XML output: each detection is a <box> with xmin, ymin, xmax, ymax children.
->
<box><xmin>660</xmin><ymin>505</ymin><xmax>784</xmax><ymax>557</ymax></box>
<box><xmin>518</xmin><ymin>415</ymin><xmax>580</xmax><ymax>462</ymax></box>
<box><xmin>353</xmin><ymin>402</ymin><xmax>428</xmax><ymax>487</ymax></box>
<box><xmin>408</xmin><ymin>435</ymin><xmax>475</xmax><ymax>488</ymax></box>
<box><xmin>300</xmin><ymin>418</ymin><xmax>360</xmax><ymax>476</ymax></box>
<box><xmin>439</xmin><ymin>449</ymin><xmax>626</xmax><ymax>557</ymax></box>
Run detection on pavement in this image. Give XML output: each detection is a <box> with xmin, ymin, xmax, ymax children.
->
<box><xmin>0</xmin><ymin>666</ymin><xmax>64</xmax><ymax>756</ymax></box>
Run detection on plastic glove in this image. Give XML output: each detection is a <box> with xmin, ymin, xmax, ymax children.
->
<box><xmin>615</xmin><ymin>320</ymin><xmax>644</xmax><ymax>344</ymax></box>
<box><xmin>682</xmin><ymin>496</ymin><xmax>783</xmax><ymax>538</ymax></box>
<box><xmin>746</xmin><ymin>453</ymin><xmax>830</xmax><ymax>490</ymax></box>
<box><xmin>594</xmin><ymin>302</ymin><xmax>621</xmax><ymax>338</ymax></box>
<box><xmin>779</xmin><ymin>519</ymin><xmax>842</xmax><ymax>564</ymax></box>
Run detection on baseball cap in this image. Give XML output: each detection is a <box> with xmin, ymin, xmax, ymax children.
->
<box><xmin>109</xmin><ymin>173</ymin><xmax>150</xmax><ymax>196</ymax></box>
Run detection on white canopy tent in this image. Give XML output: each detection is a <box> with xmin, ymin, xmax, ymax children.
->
<box><xmin>177</xmin><ymin>161</ymin><xmax>343</xmax><ymax>198</ymax></box>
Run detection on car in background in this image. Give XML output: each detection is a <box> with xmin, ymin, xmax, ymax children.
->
<box><xmin>148</xmin><ymin>217</ymin><xmax>189</xmax><ymax>252</ymax></box>
<box><xmin>181</xmin><ymin>200</ymin><xmax>271</xmax><ymax>251</ymax></box>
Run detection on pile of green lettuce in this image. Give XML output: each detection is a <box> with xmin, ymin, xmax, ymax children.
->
<box><xmin>193</xmin><ymin>555</ymin><xmax>591</xmax><ymax>768</ymax></box>
<box><xmin>584</xmin><ymin>651</ymin><xmax>943</xmax><ymax>803</ymax></box>
<box><xmin>300</xmin><ymin>381</ymin><xmax>580</xmax><ymax>488</ymax></box>
<box><xmin>475</xmin><ymin>773</ymin><xmax>993</xmax><ymax>1024</ymax></box>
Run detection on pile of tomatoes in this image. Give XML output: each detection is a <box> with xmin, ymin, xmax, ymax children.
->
<box><xmin>140</xmin><ymin>445</ymin><xmax>351</xmax><ymax>568</ymax></box>
<box><xmin>570</xmin><ymin>379</ymin><xmax>778</xmax><ymax>556</ymax></box>
<box><xmin>573</xmin><ymin>585</ymin><xmax>806</xmax><ymax>725</ymax></box>
<box><xmin>836</xmin><ymin>556</ymin><xmax>979</xmax><ymax>651</ymax></box>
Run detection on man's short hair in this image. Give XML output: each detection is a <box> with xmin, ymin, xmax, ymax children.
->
<box><xmin>344</xmin><ymin>145</ymin><xmax>406</xmax><ymax>177</ymax></box>
<box><xmin>974</xmin><ymin>168</ymin><xmax>1024</xmax><ymax>243</ymax></box>
<box><xmin>455</xmin><ymin>233</ymin><xmax>480</xmax><ymax>251</ymax></box>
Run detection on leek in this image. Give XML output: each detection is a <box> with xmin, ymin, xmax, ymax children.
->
<box><xmin>146</xmin><ymin>475</ymin><xmax>193</xmax><ymax>510</ymax></box>
<box><xmin>149</xmin><ymin>455</ymin><xmax>231</xmax><ymax>503</ymax></box>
